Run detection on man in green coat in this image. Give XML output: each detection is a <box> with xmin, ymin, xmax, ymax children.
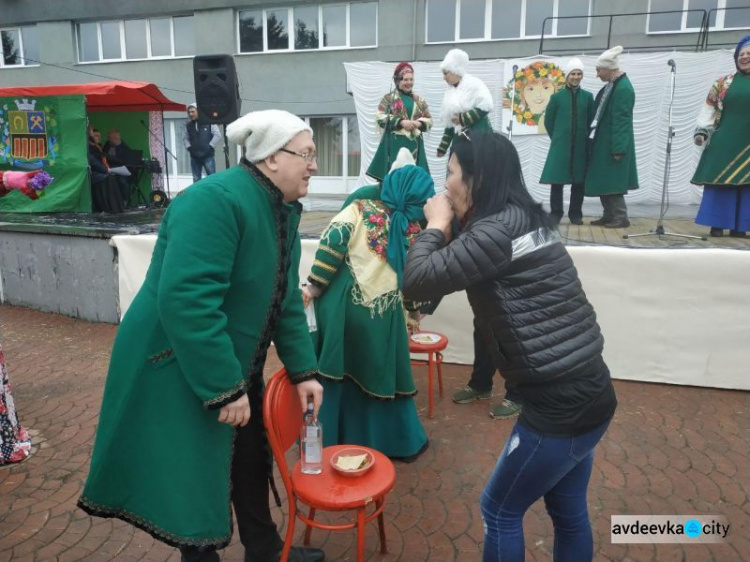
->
<box><xmin>78</xmin><ymin>110</ymin><xmax>325</xmax><ymax>562</ymax></box>
<box><xmin>540</xmin><ymin>57</ymin><xmax>595</xmax><ymax>225</ymax></box>
<box><xmin>585</xmin><ymin>46</ymin><xmax>639</xmax><ymax>229</ymax></box>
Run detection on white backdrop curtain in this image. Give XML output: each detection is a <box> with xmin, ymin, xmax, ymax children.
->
<box><xmin>345</xmin><ymin>50</ymin><xmax>737</xmax><ymax>205</ymax></box>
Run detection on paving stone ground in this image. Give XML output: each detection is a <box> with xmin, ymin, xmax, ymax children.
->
<box><xmin>0</xmin><ymin>304</ymin><xmax>748</xmax><ymax>562</ymax></box>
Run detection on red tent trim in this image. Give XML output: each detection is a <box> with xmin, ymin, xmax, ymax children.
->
<box><xmin>0</xmin><ymin>81</ymin><xmax>185</xmax><ymax>112</ymax></box>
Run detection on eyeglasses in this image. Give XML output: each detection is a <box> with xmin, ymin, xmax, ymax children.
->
<box><xmin>278</xmin><ymin>148</ymin><xmax>317</xmax><ymax>164</ymax></box>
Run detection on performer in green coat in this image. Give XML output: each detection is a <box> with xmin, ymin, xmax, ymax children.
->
<box><xmin>78</xmin><ymin>110</ymin><xmax>325</xmax><ymax>562</ymax></box>
<box><xmin>585</xmin><ymin>46</ymin><xmax>639</xmax><ymax>229</ymax></box>
<box><xmin>437</xmin><ymin>49</ymin><xmax>494</xmax><ymax>156</ymax></box>
<box><xmin>691</xmin><ymin>35</ymin><xmax>750</xmax><ymax>238</ymax></box>
<box><xmin>540</xmin><ymin>57</ymin><xmax>595</xmax><ymax>225</ymax></box>
<box><xmin>367</xmin><ymin>61</ymin><xmax>432</xmax><ymax>182</ymax></box>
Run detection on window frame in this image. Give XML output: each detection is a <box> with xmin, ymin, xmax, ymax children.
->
<box><xmin>0</xmin><ymin>25</ymin><xmax>40</xmax><ymax>68</ymax></box>
<box><xmin>75</xmin><ymin>15</ymin><xmax>195</xmax><ymax>64</ymax></box>
<box><xmin>646</xmin><ymin>0</ymin><xmax>750</xmax><ymax>34</ymax></box>
<box><xmin>236</xmin><ymin>2</ymin><xmax>378</xmax><ymax>55</ymax></box>
<box><xmin>424</xmin><ymin>0</ymin><xmax>592</xmax><ymax>44</ymax></box>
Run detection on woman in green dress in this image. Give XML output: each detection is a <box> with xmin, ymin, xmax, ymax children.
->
<box><xmin>692</xmin><ymin>35</ymin><xmax>750</xmax><ymax>238</ymax></box>
<box><xmin>366</xmin><ymin>62</ymin><xmax>433</xmax><ymax>182</ymax></box>
<box><xmin>303</xmin><ymin>149</ymin><xmax>434</xmax><ymax>461</ymax></box>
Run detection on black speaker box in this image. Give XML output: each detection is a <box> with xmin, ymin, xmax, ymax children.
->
<box><xmin>193</xmin><ymin>55</ymin><xmax>241</xmax><ymax>124</ymax></box>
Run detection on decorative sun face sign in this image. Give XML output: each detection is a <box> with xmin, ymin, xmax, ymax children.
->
<box><xmin>502</xmin><ymin>60</ymin><xmax>566</xmax><ymax>136</ymax></box>
<box><xmin>0</xmin><ymin>98</ymin><xmax>59</xmax><ymax>170</ymax></box>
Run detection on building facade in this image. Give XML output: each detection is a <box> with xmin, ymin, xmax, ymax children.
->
<box><xmin>1</xmin><ymin>0</ymin><xmax>748</xmax><ymax>198</ymax></box>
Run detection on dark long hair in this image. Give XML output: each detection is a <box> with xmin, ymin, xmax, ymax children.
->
<box><xmin>450</xmin><ymin>131</ymin><xmax>554</xmax><ymax>229</ymax></box>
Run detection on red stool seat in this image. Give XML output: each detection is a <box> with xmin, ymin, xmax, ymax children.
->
<box><xmin>409</xmin><ymin>332</ymin><xmax>448</xmax><ymax>419</ymax></box>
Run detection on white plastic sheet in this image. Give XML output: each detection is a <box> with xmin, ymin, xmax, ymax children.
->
<box><xmin>112</xmin><ymin>234</ymin><xmax>750</xmax><ymax>391</ymax></box>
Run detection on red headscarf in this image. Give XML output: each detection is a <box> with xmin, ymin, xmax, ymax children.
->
<box><xmin>393</xmin><ymin>62</ymin><xmax>414</xmax><ymax>78</ymax></box>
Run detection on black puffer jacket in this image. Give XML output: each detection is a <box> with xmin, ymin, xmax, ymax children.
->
<box><xmin>403</xmin><ymin>205</ymin><xmax>617</xmax><ymax>435</ymax></box>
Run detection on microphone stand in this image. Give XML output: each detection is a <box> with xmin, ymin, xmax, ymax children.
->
<box><xmin>140</xmin><ymin>119</ymin><xmax>176</xmax><ymax>200</ymax></box>
<box><xmin>507</xmin><ymin>65</ymin><xmax>519</xmax><ymax>141</ymax></box>
<box><xmin>625</xmin><ymin>60</ymin><xmax>706</xmax><ymax>242</ymax></box>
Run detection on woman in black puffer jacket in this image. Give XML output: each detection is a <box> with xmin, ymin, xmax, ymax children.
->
<box><xmin>403</xmin><ymin>132</ymin><xmax>617</xmax><ymax>562</ymax></box>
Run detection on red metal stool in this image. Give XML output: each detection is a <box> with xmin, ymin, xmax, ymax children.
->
<box><xmin>409</xmin><ymin>331</ymin><xmax>448</xmax><ymax>419</ymax></box>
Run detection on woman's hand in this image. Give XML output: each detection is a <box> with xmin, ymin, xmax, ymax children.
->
<box><xmin>694</xmin><ymin>134</ymin><xmax>706</xmax><ymax>147</ymax></box>
<box><xmin>424</xmin><ymin>194</ymin><xmax>454</xmax><ymax>239</ymax></box>
<box><xmin>301</xmin><ymin>284</ymin><xmax>320</xmax><ymax>308</ymax></box>
<box><xmin>451</xmin><ymin>115</ymin><xmax>461</xmax><ymax>125</ymax></box>
<box><xmin>401</xmin><ymin>120</ymin><xmax>419</xmax><ymax>132</ymax></box>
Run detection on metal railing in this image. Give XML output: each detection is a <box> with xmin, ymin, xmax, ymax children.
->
<box><xmin>538</xmin><ymin>10</ymin><xmax>709</xmax><ymax>55</ymax></box>
<box><xmin>704</xmin><ymin>6</ymin><xmax>750</xmax><ymax>50</ymax></box>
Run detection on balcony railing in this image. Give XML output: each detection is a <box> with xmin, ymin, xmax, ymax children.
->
<box><xmin>538</xmin><ymin>8</ymin><xmax>748</xmax><ymax>55</ymax></box>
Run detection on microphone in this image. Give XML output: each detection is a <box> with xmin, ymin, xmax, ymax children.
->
<box><xmin>667</xmin><ymin>59</ymin><xmax>676</xmax><ymax>68</ymax></box>
<box><xmin>512</xmin><ymin>64</ymin><xmax>519</xmax><ymax>73</ymax></box>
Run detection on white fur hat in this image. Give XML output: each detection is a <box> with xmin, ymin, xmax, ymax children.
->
<box><xmin>440</xmin><ymin>49</ymin><xmax>470</xmax><ymax>77</ymax></box>
<box><xmin>226</xmin><ymin>109</ymin><xmax>312</xmax><ymax>163</ymax></box>
<box><xmin>564</xmin><ymin>57</ymin><xmax>584</xmax><ymax>76</ymax></box>
<box><xmin>596</xmin><ymin>46</ymin><xmax>623</xmax><ymax>70</ymax></box>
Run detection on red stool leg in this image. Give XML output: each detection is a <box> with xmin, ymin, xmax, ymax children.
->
<box><xmin>427</xmin><ymin>352</ymin><xmax>434</xmax><ymax>419</ymax></box>
<box><xmin>357</xmin><ymin>507</ymin><xmax>366</xmax><ymax>562</ymax></box>
<box><xmin>437</xmin><ymin>351</ymin><xmax>444</xmax><ymax>397</ymax></box>
<box><xmin>304</xmin><ymin>507</ymin><xmax>316</xmax><ymax>545</ymax></box>
<box><xmin>377</xmin><ymin>497</ymin><xmax>388</xmax><ymax>554</ymax></box>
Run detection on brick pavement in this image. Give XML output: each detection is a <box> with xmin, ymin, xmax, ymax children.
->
<box><xmin>0</xmin><ymin>304</ymin><xmax>748</xmax><ymax>562</ymax></box>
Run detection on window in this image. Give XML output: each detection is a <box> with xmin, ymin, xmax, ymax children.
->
<box><xmin>164</xmin><ymin>118</ymin><xmax>193</xmax><ymax>177</ymax></box>
<box><xmin>238</xmin><ymin>2</ymin><xmax>377</xmax><ymax>53</ymax></box>
<box><xmin>307</xmin><ymin>116</ymin><xmax>360</xmax><ymax>178</ymax></box>
<box><xmin>425</xmin><ymin>0</ymin><xmax>590</xmax><ymax>42</ymax></box>
<box><xmin>648</xmin><ymin>0</ymin><xmax>750</xmax><ymax>32</ymax></box>
<box><xmin>1</xmin><ymin>25</ymin><xmax>40</xmax><ymax>67</ymax></box>
<box><xmin>76</xmin><ymin>16</ymin><xmax>194</xmax><ymax>62</ymax></box>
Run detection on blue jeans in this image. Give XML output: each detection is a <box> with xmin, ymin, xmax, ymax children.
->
<box><xmin>480</xmin><ymin>418</ymin><xmax>611</xmax><ymax>562</ymax></box>
<box><xmin>190</xmin><ymin>155</ymin><xmax>216</xmax><ymax>183</ymax></box>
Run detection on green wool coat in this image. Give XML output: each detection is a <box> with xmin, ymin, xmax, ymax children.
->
<box><xmin>540</xmin><ymin>86</ymin><xmax>595</xmax><ymax>185</ymax></box>
<box><xmin>78</xmin><ymin>164</ymin><xmax>317</xmax><ymax>549</ymax></box>
<box><xmin>585</xmin><ymin>74</ymin><xmax>640</xmax><ymax>196</ymax></box>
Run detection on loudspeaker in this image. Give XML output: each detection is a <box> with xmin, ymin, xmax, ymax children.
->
<box><xmin>193</xmin><ymin>55</ymin><xmax>241</xmax><ymax>124</ymax></box>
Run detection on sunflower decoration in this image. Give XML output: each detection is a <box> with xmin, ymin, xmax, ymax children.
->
<box><xmin>505</xmin><ymin>61</ymin><xmax>566</xmax><ymax>128</ymax></box>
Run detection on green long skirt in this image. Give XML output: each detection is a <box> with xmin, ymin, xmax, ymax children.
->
<box><xmin>366</xmin><ymin>133</ymin><xmax>430</xmax><ymax>182</ymax></box>
<box><xmin>312</xmin><ymin>266</ymin><xmax>427</xmax><ymax>458</ymax></box>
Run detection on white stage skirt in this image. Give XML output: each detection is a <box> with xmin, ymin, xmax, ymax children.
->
<box><xmin>111</xmin><ymin>235</ymin><xmax>750</xmax><ymax>391</ymax></box>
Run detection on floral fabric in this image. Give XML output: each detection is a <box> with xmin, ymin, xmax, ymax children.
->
<box><xmin>0</xmin><ymin>343</ymin><xmax>31</xmax><ymax>465</ymax></box>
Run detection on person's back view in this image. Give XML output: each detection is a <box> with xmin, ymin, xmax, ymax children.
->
<box><xmin>303</xmin><ymin>149</ymin><xmax>434</xmax><ymax>463</ymax></box>
<box><xmin>403</xmin><ymin>132</ymin><xmax>616</xmax><ymax>562</ymax></box>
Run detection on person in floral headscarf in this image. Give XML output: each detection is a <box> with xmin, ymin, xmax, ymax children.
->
<box><xmin>304</xmin><ymin>148</ymin><xmax>434</xmax><ymax>462</ymax></box>
<box><xmin>367</xmin><ymin>62</ymin><xmax>432</xmax><ymax>182</ymax></box>
<box><xmin>691</xmin><ymin>35</ymin><xmax>750</xmax><ymax>238</ymax></box>
<box><xmin>0</xmin><ymin>342</ymin><xmax>31</xmax><ymax>465</ymax></box>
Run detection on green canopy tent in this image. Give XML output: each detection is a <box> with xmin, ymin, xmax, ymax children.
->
<box><xmin>0</xmin><ymin>81</ymin><xmax>185</xmax><ymax>212</ymax></box>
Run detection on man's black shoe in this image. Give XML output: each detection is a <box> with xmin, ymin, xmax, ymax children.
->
<box><xmin>287</xmin><ymin>546</ymin><xmax>325</xmax><ymax>562</ymax></box>
<box><xmin>590</xmin><ymin>217</ymin><xmax>612</xmax><ymax>226</ymax></box>
<box><xmin>603</xmin><ymin>218</ymin><xmax>631</xmax><ymax>229</ymax></box>
<box><xmin>569</xmin><ymin>217</ymin><xmax>584</xmax><ymax>225</ymax></box>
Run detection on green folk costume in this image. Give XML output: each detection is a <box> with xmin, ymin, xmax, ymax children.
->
<box><xmin>437</xmin><ymin>109</ymin><xmax>492</xmax><ymax>155</ymax></box>
<box><xmin>585</xmin><ymin>74</ymin><xmax>639</xmax><ymax>196</ymax></box>
<box><xmin>308</xmin><ymin>199</ymin><xmax>428</xmax><ymax>458</ymax></box>
<box><xmin>692</xmin><ymin>73</ymin><xmax>750</xmax><ymax>186</ymax></box>
<box><xmin>78</xmin><ymin>162</ymin><xmax>317</xmax><ymax>549</ymax></box>
<box><xmin>540</xmin><ymin>86</ymin><xmax>595</xmax><ymax>185</ymax></box>
<box><xmin>367</xmin><ymin>90</ymin><xmax>432</xmax><ymax>181</ymax></box>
